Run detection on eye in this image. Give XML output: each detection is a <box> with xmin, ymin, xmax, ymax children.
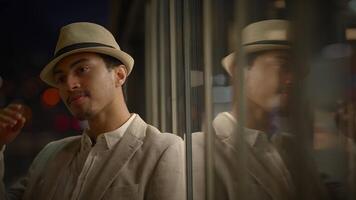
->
<box><xmin>54</xmin><ymin>75</ymin><xmax>66</xmax><ymax>85</ymax></box>
<box><xmin>77</xmin><ymin>66</ymin><xmax>90</xmax><ymax>75</ymax></box>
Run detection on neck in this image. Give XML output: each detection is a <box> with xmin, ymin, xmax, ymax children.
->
<box><xmin>87</xmin><ymin>96</ymin><xmax>131</xmax><ymax>140</ymax></box>
<box><xmin>232</xmin><ymin>101</ymin><xmax>272</xmax><ymax>133</ymax></box>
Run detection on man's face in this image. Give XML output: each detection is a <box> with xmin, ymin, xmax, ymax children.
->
<box><xmin>244</xmin><ymin>50</ymin><xmax>294</xmax><ymax>114</ymax></box>
<box><xmin>53</xmin><ymin>52</ymin><xmax>121</xmax><ymax>120</ymax></box>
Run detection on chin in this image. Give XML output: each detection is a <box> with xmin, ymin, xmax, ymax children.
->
<box><xmin>279</xmin><ymin>109</ymin><xmax>290</xmax><ymax>117</ymax></box>
<box><xmin>75</xmin><ymin>115</ymin><xmax>88</xmax><ymax>121</ymax></box>
<box><xmin>72</xmin><ymin>111</ymin><xmax>92</xmax><ymax>121</ymax></box>
<box><xmin>266</xmin><ymin>103</ymin><xmax>290</xmax><ymax>116</ymax></box>
<box><xmin>276</xmin><ymin>103</ymin><xmax>292</xmax><ymax>116</ymax></box>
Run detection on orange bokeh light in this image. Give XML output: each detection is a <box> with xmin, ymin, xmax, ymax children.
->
<box><xmin>42</xmin><ymin>88</ymin><xmax>60</xmax><ymax>106</ymax></box>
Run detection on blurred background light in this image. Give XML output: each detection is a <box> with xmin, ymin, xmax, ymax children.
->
<box><xmin>41</xmin><ymin>88</ymin><xmax>60</xmax><ymax>107</ymax></box>
<box><xmin>274</xmin><ymin>0</ymin><xmax>286</xmax><ymax>9</ymax></box>
<box><xmin>307</xmin><ymin>57</ymin><xmax>351</xmax><ymax>111</ymax></box>
<box><xmin>321</xmin><ymin>43</ymin><xmax>352</xmax><ymax>59</ymax></box>
<box><xmin>71</xmin><ymin>118</ymin><xmax>82</xmax><ymax>131</ymax></box>
<box><xmin>346</xmin><ymin>28</ymin><xmax>356</xmax><ymax>40</ymax></box>
<box><xmin>349</xmin><ymin>0</ymin><xmax>356</xmax><ymax>13</ymax></box>
<box><xmin>54</xmin><ymin>114</ymin><xmax>70</xmax><ymax>132</ymax></box>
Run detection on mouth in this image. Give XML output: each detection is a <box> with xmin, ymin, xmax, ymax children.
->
<box><xmin>279</xmin><ymin>86</ymin><xmax>292</xmax><ymax>96</ymax></box>
<box><xmin>280</xmin><ymin>91</ymin><xmax>289</xmax><ymax>96</ymax></box>
<box><xmin>67</xmin><ymin>92</ymin><xmax>89</xmax><ymax>106</ymax></box>
<box><xmin>279</xmin><ymin>92</ymin><xmax>290</xmax><ymax>101</ymax></box>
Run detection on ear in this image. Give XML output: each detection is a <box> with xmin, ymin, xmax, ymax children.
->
<box><xmin>113</xmin><ymin>65</ymin><xmax>128</xmax><ymax>87</ymax></box>
<box><xmin>243</xmin><ymin>67</ymin><xmax>250</xmax><ymax>81</ymax></box>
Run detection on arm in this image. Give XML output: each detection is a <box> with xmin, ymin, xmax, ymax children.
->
<box><xmin>146</xmin><ymin>137</ymin><xmax>186</xmax><ymax>200</ymax></box>
<box><xmin>0</xmin><ymin>146</ymin><xmax>7</xmax><ymax>199</ymax></box>
<box><xmin>1</xmin><ymin>140</ymin><xmax>62</xmax><ymax>200</ymax></box>
<box><xmin>0</xmin><ymin>146</ymin><xmax>29</xmax><ymax>200</ymax></box>
<box><xmin>0</xmin><ymin>104</ymin><xmax>26</xmax><ymax>200</ymax></box>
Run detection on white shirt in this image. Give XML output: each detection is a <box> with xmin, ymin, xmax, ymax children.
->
<box><xmin>52</xmin><ymin>114</ymin><xmax>136</xmax><ymax>200</ymax></box>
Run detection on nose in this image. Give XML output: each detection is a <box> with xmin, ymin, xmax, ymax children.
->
<box><xmin>282</xmin><ymin>70</ymin><xmax>294</xmax><ymax>86</ymax></box>
<box><xmin>66</xmin><ymin>74</ymin><xmax>80</xmax><ymax>91</ymax></box>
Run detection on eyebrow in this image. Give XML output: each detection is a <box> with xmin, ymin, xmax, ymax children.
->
<box><xmin>52</xmin><ymin>58</ymin><xmax>89</xmax><ymax>76</ymax></box>
<box><xmin>276</xmin><ymin>53</ymin><xmax>290</xmax><ymax>58</ymax></box>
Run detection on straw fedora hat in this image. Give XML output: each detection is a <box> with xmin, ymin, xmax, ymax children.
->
<box><xmin>40</xmin><ymin>22</ymin><xmax>134</xmax><ymax>87</ymax></box>
<box><xmin>222</xmin><ymin>19</ymin><xmax>291</xmax><ymax>76</ymax></box>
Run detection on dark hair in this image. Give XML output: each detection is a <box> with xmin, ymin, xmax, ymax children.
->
<box><xmin>245</xmin><ymin>49</ymin><xmax>291</xmax><ymax>68</ymax></box>
<box><xmin>98</xmin><ymin>53</ymin><xmax>124</xmax><ymax>70</ymax></box>
<box><xmin>98</xmin><ymin>53</ymin><xmax>127</xmax><ymax>99</ymax></box>
<box><xmin>246</xmin><ymin>51</ymin><xmax>264</xmax><ymax>68</ymax></box>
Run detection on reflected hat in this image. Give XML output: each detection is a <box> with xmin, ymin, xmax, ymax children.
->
<box><xmin>40</xmin><ymin>22</ymin><xmax>134</xmax><ymax>87</ymax></box>
<box><xmin>222</xmin><ymin>19</ymin><xmax>291</xmax><ymax>76</ymax></box>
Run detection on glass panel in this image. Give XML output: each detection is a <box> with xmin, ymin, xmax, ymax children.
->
<box><xmin>145</xmin><ymin>0</ymin><xmax>356</xmax><ymax>199</ymax></box>
<box><xmin>197</xmin><ymin>0</ymin><xmax>356</xmax><ymax>200</ymax></box>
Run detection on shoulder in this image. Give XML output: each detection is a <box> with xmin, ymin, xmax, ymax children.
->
<box><xmin>192</xmin><ymin>131</ymin><xmax>205</xmax><ymax>148</ymax></box>
<box><xmin>144</xmin><ymin>125</ymin><xmax>183</xmax><ymax>150</ymax></box>
<box><xmin>32</xmin><ymin>136</ymin><xmax>81</xmax><ymax>166</ymax></box>
<box><xmin>43</xmin><ymin>135</ymin><xmax>81</xmax><ymax>152</ymax></box>
<box><xmin>128</xmin><ymin>114</ymin><xmax>183</xmax><ymax>147</ymax></box>
<box><xmin>123</xmin><ymin>115</ymin><xmax>184</xmax><ymax>157</ymax></box>
<box><xmin>25</xmin><ymin>135</ymin><xmax>81</xmax><ymax>182</ymax></box>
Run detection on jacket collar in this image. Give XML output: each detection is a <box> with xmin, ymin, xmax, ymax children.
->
<box><xmin>213</xmin><ymin>112</ymin><xmax>296</xmax><ymax>200</ymax></box>
<box><xmin>80</xmin><ymin>113</ymin><xmax>137</xmax><ymax>151</ymax></box>
<box><xmin>79</xmin><ymin>114</ymin><xmax>147</xmax><ymax>200</ymax></box>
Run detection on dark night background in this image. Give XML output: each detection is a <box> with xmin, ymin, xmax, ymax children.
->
<box><xmin>0</xmin><ymin>0</ymin><xmax>145</xmax><ymax>185</ymax></box>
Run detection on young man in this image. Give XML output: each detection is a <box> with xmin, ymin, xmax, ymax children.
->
<box><xmin>0</xmin><ymin>22</ymin><xmax>185</xmax><ymax>200</ymax></box>
<box><xmin>192</xmin><ymin>19</ymin><xmax>328</xmax><ymax>200</ymax></box>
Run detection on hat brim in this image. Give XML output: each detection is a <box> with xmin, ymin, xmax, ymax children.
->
<box><xmin>40</xmin><ymin>46</ymin><xmax>134</xmax><ymax>87</ymax></box>
<box><xmin>222</xmin><ymin>44</ymin><xmax>290</xmax><ymax>76</ymax></box>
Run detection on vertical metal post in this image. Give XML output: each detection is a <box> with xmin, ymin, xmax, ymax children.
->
<box><xmin>159</xmin><ymin>0</ymin><xmax>167</xmax><ymax>132</ymax></box>
<box><xmin>151</xmin><ymin>0</ymin><xmax>159</xmax><ymax>127</ymax></box>
<box><xmin>170</xmin><ymin>0</ymin><xmax>178</xmax><ymax>134</ymax></box>
<box><xmin>232</xmin><ymin>0</ymin><xmax>249</xmax><ymax>198</ymax></box>
<box><xmin>346</xmin><ymin>69</ymin><xmax>355</xmax><ymax>199</ymax></box>
<box><xmin>183</xmin><ymin>0</ymin><xmax>193</xmax><ymax>199</ymax></box>
<box><xmin>145</xmin><ymin>1</ymin><xmax>153</xmax><ymax>123</ymax></box>
<box><xmin>202</xmin><ymin>0</ymin><xmax>215</xmax><ymax>199</ymax></box>
<box><xmin>291</xmin><ymin>1</ymin><xmax>322</xmax><ymax>199</ymax></box>
<box><xmin>347</xmin><ymin>100</ymin><xmax>355</xmax><ymax>200</ymax></box>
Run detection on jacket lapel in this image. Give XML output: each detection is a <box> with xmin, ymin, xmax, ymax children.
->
<box><xmin>223</xmin><ymin>135</ymin><xmax>287</xmax><ymax>200</ymax></box>
<box><xmin>272</xmin><ymin>134</ymin><xmax>298</xmax><ymax>190</ymax></box>
<box><xmin>79</xmin><ymin>115</ymin><xmax>146</xmax><ymax>200</ymax></box>
<box><xmin>213</xmin><ymin>113</ymin><xmax>293</xmax><ymax>200</ymax></box>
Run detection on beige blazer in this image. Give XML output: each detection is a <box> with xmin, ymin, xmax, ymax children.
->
<box><xmin>192</xmin><ymin>112</ymin><xmax>328</xmax><ymax>200</ymax></box>
<box><xmin>3</xmin><ymin>115</ymin><xmax>185</xmax><ymax>200</ymax></box>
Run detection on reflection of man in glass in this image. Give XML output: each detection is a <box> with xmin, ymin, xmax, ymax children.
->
<box><xmin>193</xmin><ymin>19</ymin><xmax>328</xmax><ymax>200</ymax></box>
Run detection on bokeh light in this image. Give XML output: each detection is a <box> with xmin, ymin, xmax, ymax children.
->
<box><xmin>42</xmin><ymin>88</ymin><xmax>60</xmax><ymax>107</ymax></box>
<box><xmin>349</xmin><ymin>0</ymin><xmax>356</xmax><ymax>13</ymax></box>
<box><xmin>54</xmin><ymin>114</ymin><xmax>70</xmax><ymax>132</ymax></box>
<box><xmin>321</xmin><ymin>43</ymin><xmax>352</xmax><ymax>59</ymax></box>
<box><xmin>274</xmin><ymin>0</ymin><xmax>286</xmax><ymax>8</ymax></box>
<box><xmin>71</xmin><ymin>118</ymin><xmax>82</xmax><ymax>131</ymax></box>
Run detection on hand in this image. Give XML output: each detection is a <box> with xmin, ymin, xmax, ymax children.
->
<box><xmin>0</xmin><ymin>104</ymin><xmax>26</xmax><ymax>147</ymax></box>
